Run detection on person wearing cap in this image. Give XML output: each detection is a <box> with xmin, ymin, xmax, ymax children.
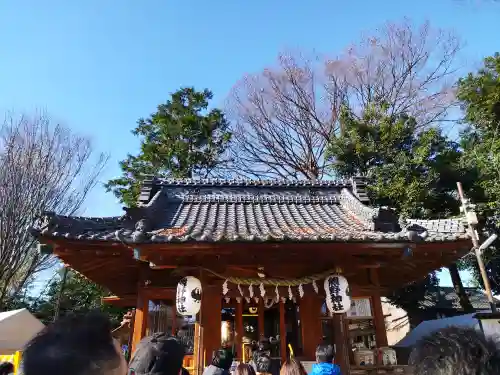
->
<box><xmin>128</xmin><ymin>333</ymin><xmax>185</xmax><ymax>375</ymax></box>
<box><xmin>202</xmin><ymin>348</ymin><xmax>234</xmax><ymax>375</ymax></box>
<box><xmin>23</xmin><ymin>311</ymin><xmax>128</xmax><ymax>375</ymax></box>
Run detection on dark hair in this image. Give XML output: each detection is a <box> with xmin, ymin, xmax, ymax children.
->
<box><xmin>280</xmin><ymin>359</ymin><xmax>306</xmax><ymax>375</ymax></box>
<box><xmin>410</xmin><ymin>326</ymin><xmax>500</xmax><ymax>375</ymax></box>
<box><xmin>129</xmin><ymin>333</ymin><xmax>184</xmax><ymax>375</ymax></box>
<box><xmin>0</xmin><ymin>362</ymin><xmax>14</xmax><ymax>375</ymax></box>
<box><xmin>255</xmin><ymin>354</ymin><xmax>272</xmax><ymax>374</ymax></box>
<box><xmin>315</xmin><ymin>344</ymin><xmax>334</xmax><ymax>363</ymax></box>
<box><xmin>23</xmin><ymin>311</ymin><xmax>120</xmax><ymax>375</ymax></box>
<box><xmin>235</xmin><ymin>363</ymin><xmax>256</xmax><ymax>375</ymax></box>
<box><xmin>211</xmin><ymin>348</ymin><xmax>234</xmax><ymax>370</ymax></box>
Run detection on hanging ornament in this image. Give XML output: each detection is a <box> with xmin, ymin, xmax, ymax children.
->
<box><xmin>236</xmin><ymin>297</ymin><xmax>242</xmax><ymax>304</ymax></box>
<box><xmin>245</xmin><ymin>297</ymin><xmax>251</xmax><ymax>304</ymax></box>
<box><xmin>224</xmin><ymin>297</ymin><xmax>231</xmax><ymax>304</ymax></box>
<box><xmin>312</xmin><ymin>280</ymin><xmax>319</xmax><ymax>293</ymax></box>
<box><xmin>275</xmin><ymin>285</ymin><xmax>280</xmax><ymax>302</ymax></box>
<box><xmin>288</xmin><ymin>285</ymin><xmax>293</xmax><ymax>300</ymax></box>
<box><xmin>254</xmin><ymin>297</ymin><xmax>259</xmax><ymax>303</ymax></box>
<box><xmin>176</xmin><ymin>276</ymin><xmax>202</xmax><ymax>316</ymax></box>
<box><xmin>222</xmin><ymin>280</ymin><xmax>229</xmax><ymax>295</ymax></box>
<box><xmin>238</xmin><ymin>284</ymin><xmax>244</xmax><ymax>297</ymax></box>
<box><xmin>298</xmin><ymin>284</ymin><xmax>304</xmax><ymax>298</ymax></box>
<box><xmin>265</xmin><ymin>298</ymin><xmax>275</xmax><ymax>308</ymax></box>
<box><xmin>324</xmin><ymin>274</ymin><xmax>351</xmax><ymax>314</ymax></box>
<box><xmin>260</xmin><ymin>283</ymin><xmax>266</xmax><ymax>297</ymax></box>
<box><xmin>249</xmin><ymin>284</ymin><xmax>254</xmax><ymax>298</ymax></box>
<box><xmin>292</xmin><ymin>297</ymin><xmax>297</xmax><ymax>304</ymax></box>
<box><xmin>280</xmin><ymin>297</ymin><xmax>286</xmax><ymax>303</ymax></box>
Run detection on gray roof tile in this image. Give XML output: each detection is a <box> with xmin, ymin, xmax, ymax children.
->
<box><xmin>28</xmin><ymin>178</ymin><xmax>471</xmax><ymax>244</ymax></box>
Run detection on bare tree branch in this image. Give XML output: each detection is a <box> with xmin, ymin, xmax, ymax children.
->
<box><xmin>0</xmin><ymin>111</ymin><xmax>108</xmax><ymax>308</ymax></box>
<box><xmin>225</xmin><ymin>20</ymin><xmax>463</xmax><ymax>181</ymax></box>
<box><xmin>226</xmin><ymin>51</ymin><xmax>346</xmax><ymax>180</ymax></box>
<box><xmin>326</xmin><ymin>19</ymin><xmax>462</xmax><ymax>127</ymax></box>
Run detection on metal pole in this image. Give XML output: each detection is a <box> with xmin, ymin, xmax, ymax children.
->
<box><xmin>457</xmin><ymin>182</ymin><xmax>497</xmax><ymax>313</ymax></box>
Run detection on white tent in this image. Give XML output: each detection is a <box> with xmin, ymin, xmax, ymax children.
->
<box><xmin>395</xmin><ymin>312</ymin><xmax>483</xmax><ymax>347</ymax></box>
<box><xmin>0</xmin><ymin>309</ymin><xmax>44</xmax><ymax>353</ymax></box>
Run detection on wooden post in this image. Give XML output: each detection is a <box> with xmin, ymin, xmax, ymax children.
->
<box><xmin>332</xmin><ymin>314</ymin><xmax>350</xmax><ymax>375</ymax></box>
<box><xmin>258</xmin><ymin>298</ymin><xmax>265</xmax><ymax>339</ymax></box>
<box><xmin>300</xmin><ymin>295</ymin><xmax>322</xmax><ymax>360</ymax></box>
<box><xmin>202</xmin><ymin>287</ymin><xmax>222</xmax><ymax>366</ymax></box>
<box><xmin>236</xmin><ymin>298</ymin><xmax>244</xmax><ymax>360</ymax></box>
<box><xmin>131</xmin><ymin>288</ymin><xmax>149</xmax><ymax>355</ymax></box>
<box><xmin>457</xmin><ymin>182</ymin><xmax>497</xmax><ymax>312</ymax></box>
<box><xmin>171</xmin><ymin>302</ymin><xmax>177</xmax><ymax>336</ymax></box>
<box><xmin>369</xmin><ymin>269</ymin><xmax>388</xmax><ymax>347</ymax></box>
<box><xmin>279</xmin><ymin>299</ymin><xmax>287</xmax><ymax>364</ymax></box>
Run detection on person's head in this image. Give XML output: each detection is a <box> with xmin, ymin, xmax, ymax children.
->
<box><xmin>315</xmin><ymin>344</ymin><xmax>334</xmax><ymax>364</ymax></box>
<box><xmin>0</xmin><ymin>362</ymin><xmax>14</xmax><ymax>375</ymax></box>
<box><xmin>211</xmin><ymin>348</ymin><xmax>234</xmax><ymax>370</ymax></box>
<box><xmin>409</xmin><ymin>326</ymin><xmax>500</xmax><ymax>375</ymax></box>
<box><xmin>23</xmin><ymin>311</ymin><xmax>127</xmax><ymax>375</ymax></box>
<box><xmin>255</xmin><ymin>354</ymin><xmax>272</xmax><ymax>375</ymax></box>
<box><xmin>129</xmin><ymin>333</ymin><xmax>185</xmax><ymax>375</ymax></box>
<box><xmin>280</xmin><ymin>359</ymin><xmax>306</xmax><ymax>375</ymax></box>
<box><xmin>235</xmin><ymin>364</ymin><xmax>256</xmax><ymax>375</ymax></box>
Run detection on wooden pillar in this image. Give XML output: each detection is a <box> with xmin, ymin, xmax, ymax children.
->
<box><xmin>131</xmin><ymin>288</ymin><xmax>148</xmax><ymax>355</ymax></box>
<box><xmin>279</xmin><ymin>299</ymin><xmax>287</xmax><ymax>364</ymax></box>
<box><xmin>301</xmin><ymin>295</ymin><xmax>322</xmax><ymax>360</ymax></box>
<box><xmin>236</xmin><ymin>298</ymin><xmax>244</xmax><ymax>360</ymax></box>
<box><xmin>370</xmin><ymin>269</ymin><xmax>388</xmax><ymax>347</ymax></box>
<box><xmin>171</xmin><ymin>303</ymin><xmax>177</xmax><ymax>336</ymax></box>
<box><xmin>201</xmin><ymin>287</ymin><xmax>222</xmax><ymax>366</ymax></box>
<box><xmin>258</xmin><ymin>298</ymin><xmax>265</xmax><ymax>339</ymax></box>
<box><xmin>332</xmin><ymin>314</ymin><xmax>350</xmax><ymax>375</ymax></box>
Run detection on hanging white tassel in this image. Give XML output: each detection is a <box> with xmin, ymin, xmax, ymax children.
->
<box><xmin>288</xmin><ymin>285</ymin><xmax>293</xmax><ymax>300</ymax></box>
<box><xmin>312</xmin><ymin>280</ymin><xmax>319</xmax><ymax>293</ymax></box>
<box><xmin>254</xmin><ymin>297</ymin><xmax>259</xmax><ymax>303</ymax></box>
<box><xmin>222</xmin><ymin>280</ymin><xmax>229</xmax><ymax>295</ymax></box>
<box><xmin>238</xmin><ymin>284</ymin><xmax>244</xmax><ymax>296</ymax></box>
<box><xmin>245</xmin><ymin>297</ymin><xmax>251</xmax><ymax>304</ymax></box>
<box><xmin>224</xmin><ymin>297</ymin><xmax>231</xmax><ymax>304</ymax></box>
<box><xmin>292</xmin><ymin>297</ymin><xmax>297</xmax><ymax>304</ymax></box>
<box><xmin>280</xmin><ymin>297</ymin><xmax>286</xmax><ymax>303</ymax></box>
<box><xmin>275</xmin><ymin>285</ymin><xmax>280</xmax><ymax>302</ymax></box>
<box><xmin>265</xmin><ymin>298</ymin><xmax>275</xmax><ymax>308</ymax></box>
<box><xmin>236</xmin><ymin>297</ymin><xmax>242</xmax><ymax>304</ymax></box>
<box><xmin>260</xmin><ymin>283</ymin><xmax>266</xmax><ymax>297</ymax></box>
<box><xmin>298</xmin><ymin>284</ymin><xmax>304</xmax><ymax>298</ymax></box>
<box><xmin>249</xmin><ymin>284</ymin><xmax>254</xmax><ymax>298</ymax></box>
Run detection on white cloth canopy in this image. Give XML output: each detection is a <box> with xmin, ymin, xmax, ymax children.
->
<box><xmin>0</xmin><ymin>308</ymin><xmax>44</xmax><ymax>353</ymax></box>
<box><xmin>395</xmin><ymin>312</ymin><xmax>482</xmax><ymax>347</ymax></box>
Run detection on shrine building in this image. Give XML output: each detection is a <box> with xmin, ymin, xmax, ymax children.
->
<box><xmin>29</xmin><ymin>177</ymin><xmax>472</xmax><ymax>375</ymax></box>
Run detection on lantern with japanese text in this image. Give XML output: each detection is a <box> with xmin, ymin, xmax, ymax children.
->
<box><xmin>324</xmin><ymin>275</ymin><xmax>351</xmax><ymax>314</ymax></box>
<box><xmin>176</xmin><ymin>276</ymin><xmax>202</xmax><ymax>316</ymax></box>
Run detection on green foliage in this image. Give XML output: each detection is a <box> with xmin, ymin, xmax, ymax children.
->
<box><xmin>326</xmin><ymin>104</ymin><xmax>476</xmax><ymax>311</ymax></box>
<box><xmin>327</xmin><ymin>104</ymin><xmax>471</xmax><ymax>218</ymax></box>
<box><xmin>458</xmin><ymin>53</ymin><xmax>500</xmax><ymax>213</ymax></box>
<box><xmin>105</xmin><ymin>87</ymin><xmax>232</xmax><ymax>207</ymax></box>
<box><xmin>457</xmin><ymin>53</ymin><xmax>500</xmax><ymax>294</ymax></box>
<box><xmin>28</xmin><ymin>269</ymin><xmax>125</xmax><ymax>326</ymax></box>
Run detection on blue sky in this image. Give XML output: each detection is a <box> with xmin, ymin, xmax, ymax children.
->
<box><xmin>1</xmin><ymin>0</ymin><xmax>498</xmax><ymax>288</ymax></box>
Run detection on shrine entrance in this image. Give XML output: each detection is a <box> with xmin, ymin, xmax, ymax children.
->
<box><xmin>220</xmin><ymin>298</ymin><xmax>302</xmax><ymax>362</ymax></box>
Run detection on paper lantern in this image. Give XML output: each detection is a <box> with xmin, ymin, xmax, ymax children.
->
<box><xmin>176</xmin><ymin>276</ymin><xmax>202</xmax><ymax>316</ymax></box>
<box><xmin>324</xmin><ymin>275</ymin><xmax>351</xmax><ymax>314</ymax></box>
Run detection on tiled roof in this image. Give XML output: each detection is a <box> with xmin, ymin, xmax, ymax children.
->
<box><xmin>421</xmin><ymin>287</ymin><xmax>500</xmax><ymax>310</ymax></box>
<box><xmin>28</xmin><ymin>177</ymin><xmax>471</xmax><ymax>244</ymax></box>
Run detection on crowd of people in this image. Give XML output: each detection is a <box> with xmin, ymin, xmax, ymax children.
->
<box><xmin>14</xmin><ymin>311</ymin><xmax>500</xmax><ymax>375</ymax></box>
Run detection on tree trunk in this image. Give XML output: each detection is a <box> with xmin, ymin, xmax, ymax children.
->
<box><xmin>448</xmin><ymin>263</ymin><xmax>474</xmax><ymax>312</ymax></box>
